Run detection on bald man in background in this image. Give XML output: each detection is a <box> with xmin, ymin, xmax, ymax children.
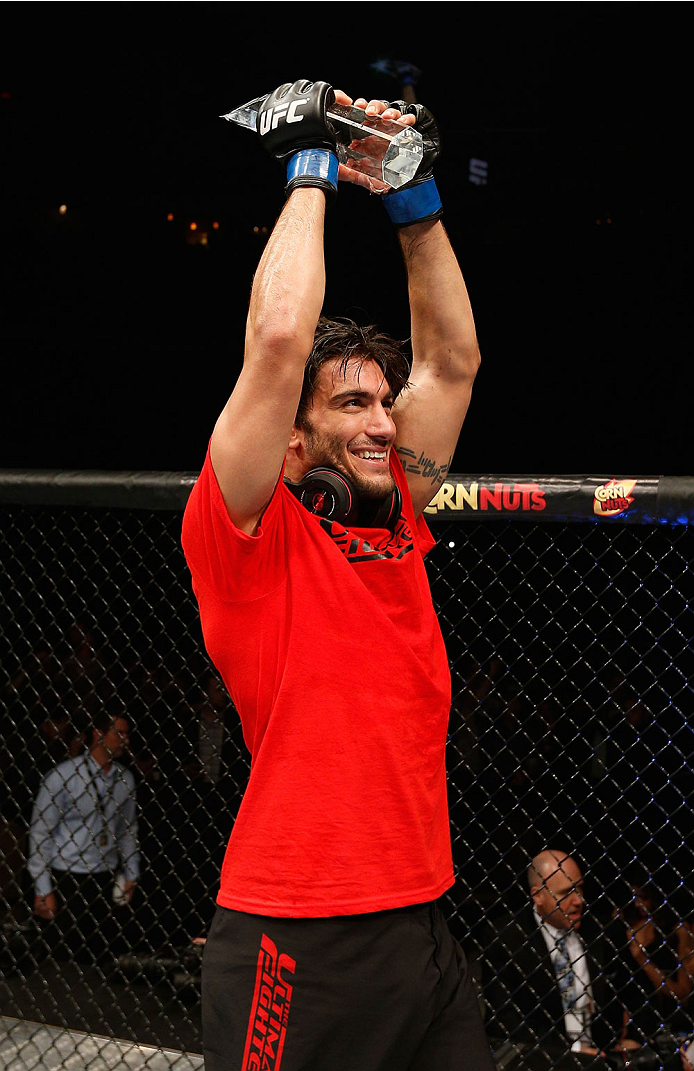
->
<box><xmin>479</xmin><ymin>849</ymin><xmax>624</xmax><ymax>1069</ymax></box>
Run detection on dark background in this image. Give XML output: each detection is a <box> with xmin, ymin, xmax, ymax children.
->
<box><xmin>1</xmin><ymin>4</ymin><xmax>690</xmax><ymax>477</ymax></box>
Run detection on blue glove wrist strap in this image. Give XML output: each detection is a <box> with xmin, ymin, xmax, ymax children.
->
<box><xmin>383</xmin><ymin>177</ymin><xmax>442</xmax><ymax>224</ymax></box>
<box><xmin>286</xmin><ymin>150</ymin><xmax>339</xmax><ymax>192</ymax></box>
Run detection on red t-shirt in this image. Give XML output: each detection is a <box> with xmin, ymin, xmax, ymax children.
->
<box><xmin>181</xmin><ymin>448</ymin><xmax>454</xmax><ymax>917</ymax></box>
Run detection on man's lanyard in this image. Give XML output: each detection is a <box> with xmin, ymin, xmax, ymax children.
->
<box><xmin>85</xmin><ymin>758</ymin><xmax>117</xmax><ymax>847</ymax></box>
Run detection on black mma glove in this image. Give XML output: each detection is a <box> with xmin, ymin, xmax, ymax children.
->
<box><xmin>257</xmin><ymin>80</ymin><xmax>339</xmax><ymax>201</ymax></box>
<box><xmin>382</xmin><ymin>101</ymin><xmax>443</xmax><ymax>226</ymax></box>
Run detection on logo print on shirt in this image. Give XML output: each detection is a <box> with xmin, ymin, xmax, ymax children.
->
<box><xmin>319</xmin><ymin>515</ymin><xmax>415</xmax><ymax>563</ymax></box>
<box><xmin>242</xmin><ymin>933</ymin><xmax>296</xmax><ymax>1070</ymax></box>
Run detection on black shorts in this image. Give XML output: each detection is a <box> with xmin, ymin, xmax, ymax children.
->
<box><xmin>201</xmin><ymin>899</ymin><xmax>495</xmax><ymax>1071</ymax></box>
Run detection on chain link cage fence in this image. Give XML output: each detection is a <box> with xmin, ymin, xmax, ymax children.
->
<box><xmin>0</xmin><ymin>470</ymin><xmax>692</xmax><ymax>1071</ymax></box>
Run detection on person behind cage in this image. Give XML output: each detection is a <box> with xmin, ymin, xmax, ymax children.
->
<box><xmin>27</xmin><ymin>704</ymin><xmax>140</xmax><ymax>966</ymax></box>
<box><xmin>615</xmin><ymin>864</ymin><xmax>694</xmax><ymax>1048</ymax></box>
<box><xmin>181</xmin><ymin>79</ymin><xmax>495</xmax><ymax>1071</ymax></box>
<box><xmin>480</xmin><ymin>848</ymin><xmax>626</xmax><ymax>1069</ymax></box>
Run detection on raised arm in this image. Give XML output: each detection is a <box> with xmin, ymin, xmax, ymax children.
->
<box><xmin>393</xmin><ymin>218</ymin><xmax>480</xmax><ymax>517</ymax></box>
<box><xmin>357</xmin><ymin>99</ymin><xmax>480</xmax><ymax>519</ymax></box>
<box><xmin>210</xmin><ymin>187</ymin><xmax>327</xmax><ymax>534</ymax></box>
<box><xmin>209</xmin><ymin>80</ymin><xmax>339</xmax><ymax>535</ymax></box>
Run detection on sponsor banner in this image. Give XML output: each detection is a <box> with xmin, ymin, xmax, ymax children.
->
<box><xmin>0</xmin><ymin>471</ymin><xmax>692</xmax><ymax>523</ymax></box>
<box><xmin>424</xmin><ymin>476</ymin><xmax>666</xmax><ymax>524</ymax></box>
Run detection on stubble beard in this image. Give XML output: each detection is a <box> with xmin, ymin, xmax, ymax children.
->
<box><xmin>301</xmin><ymin>425</ymin><xmax>396</xmax><ymax>501</ymax></box>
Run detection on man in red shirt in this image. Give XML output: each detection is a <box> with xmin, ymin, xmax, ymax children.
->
<box><xmin>182</xmin><ymin>80</ymin><xmax>494</xmax><ymax>1071</ymax></box>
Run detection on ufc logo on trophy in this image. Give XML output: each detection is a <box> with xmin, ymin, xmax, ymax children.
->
<box><xmin>258</xmin><ymin>99</ymin><xmax>308</xmax><ymax>136</ymax></box>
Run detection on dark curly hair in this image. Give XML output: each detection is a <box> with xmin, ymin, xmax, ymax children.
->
<box><xmin>295</xmin><ymin>316</ymin><xmax>411</xmax><ymax>428</ymax></box>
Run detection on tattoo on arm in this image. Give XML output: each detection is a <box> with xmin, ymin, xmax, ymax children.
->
<box><xmin>396</xmin><ymin>446</ymin><xmax>452</xmax><ymax>486</ymax></box>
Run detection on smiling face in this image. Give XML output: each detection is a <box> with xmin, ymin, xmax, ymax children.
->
<box><xmin>287</xmin><ymin>356</ymin><xmax>398</xmax><ymax>500</ymax></box>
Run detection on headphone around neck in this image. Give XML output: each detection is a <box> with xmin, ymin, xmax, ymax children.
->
<box><xmin>284</xmin><ymin>467</ymin><xmax>402</xmax><ymax>530</ymax></box>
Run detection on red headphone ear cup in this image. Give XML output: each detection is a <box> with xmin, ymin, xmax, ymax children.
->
<box><xmin>285</xmin><ymin>468</ymin><xmax>401</xmax><ymax>531</ymax></box>
<box><xmin>284</xmin><ymin>468</ymin><xmax>358</xmax><ymax>524</ymax></box>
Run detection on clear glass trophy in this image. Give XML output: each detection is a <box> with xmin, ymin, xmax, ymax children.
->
<box><xmin>221</xmin><ymin>95</ymin><xmax>423</xmax><ymax>190</ymax></box>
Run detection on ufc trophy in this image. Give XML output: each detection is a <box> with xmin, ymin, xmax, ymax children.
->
<box><xmin>221</xmin><ymin>94</ymin><xmax>423</xmax><ymax>191</ymax></box>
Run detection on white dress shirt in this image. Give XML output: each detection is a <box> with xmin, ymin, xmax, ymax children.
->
<box><xmin>28</xmin><ymin>753</ymin><xmax>140</xmax><ymax>897</ymax></box>
<box><xmin>534</xmin><ymin>907</ymin><xmax>595</xmax><ymax>1051</ymax></box>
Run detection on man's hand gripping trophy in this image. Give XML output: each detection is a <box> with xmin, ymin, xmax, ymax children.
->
<box><xmin>224</xmin><ymin>78</ymin><xmax>442</xmax><ymax>202</ymax></box>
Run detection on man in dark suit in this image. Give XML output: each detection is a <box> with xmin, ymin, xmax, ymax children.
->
<box><xmin>479</xmin><ymin>849</ymin><xmax>625</xmax><ymax>1070</ymax></box>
